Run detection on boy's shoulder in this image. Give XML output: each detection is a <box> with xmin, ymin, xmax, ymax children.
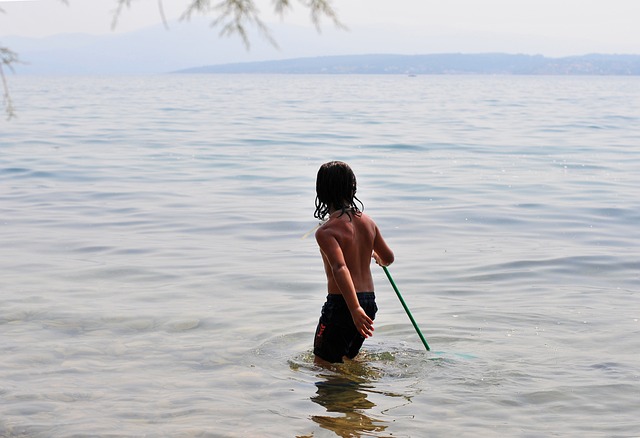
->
<box><xmin>357</xmin><ymin>211</ymin><xmax>377</xmax><ymax>225</ymax></box>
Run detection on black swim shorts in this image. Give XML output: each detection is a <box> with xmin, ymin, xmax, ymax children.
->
<box><xmin>313</xmin><ymin>292</ymin><xmax>377</xmax><ymax>363</ymax></box>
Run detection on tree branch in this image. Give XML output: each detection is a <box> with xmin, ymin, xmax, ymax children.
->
<box><xmin>1</xmin><ymin>46</ymin><xmax>19</xmax><ymax>120</ymax></box>
<box><xmin>111</xmin><ymin>0</ymin><xmax>134</xmax><ymax>30</ymax></box>
<box><xmin>110</xmin><ymin>0</ymin><xmax>343</xmax><ymax>48</ymax></box>
<box><xmin>306</xmin><ymin>0</ymin><xmax>346</xmax><ymax>31</ymax></box>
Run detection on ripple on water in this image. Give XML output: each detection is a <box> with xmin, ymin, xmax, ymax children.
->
<box><xmin>2</xmin><ymin>75</ymin><xmax>640</xmax><ymax>437</ymax></box>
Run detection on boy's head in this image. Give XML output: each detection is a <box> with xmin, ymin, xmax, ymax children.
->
<box><xmin>314</xmin><ymin>161</ymin><xmax>363</xmax><ymax>220</ymax></box>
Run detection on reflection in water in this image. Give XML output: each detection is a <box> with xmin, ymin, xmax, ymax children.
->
<box><xmin>291</xmin><ymin>351</ymin><xmax>418</xmax><ymax>438</ymax></box>
<box><xmin>308</xmin><ymin>361</ymin><xmax>390</xmax><ymax>438</ymax></box>
<box><xmin>311</xmin><ymin>375</ymin><xmax>387</xmax><ymax>437</ymax></box>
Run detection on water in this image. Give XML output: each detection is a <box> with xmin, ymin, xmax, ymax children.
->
<box><xmin>1</xmin><ymin>74</ymin><xmax>639</xmax><ymax>437</ymax></box>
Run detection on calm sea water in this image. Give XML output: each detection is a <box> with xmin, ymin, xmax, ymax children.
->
<box><xmin>1</xmin><ymin>74</ymin><xmax>639</xmax><ymax>437</ymax></box>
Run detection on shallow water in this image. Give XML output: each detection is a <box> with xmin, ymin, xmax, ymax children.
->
<box><xmin>1</xmin><ymin>74</ymin><xmax>639</xmax><ymax>437</ymax></box>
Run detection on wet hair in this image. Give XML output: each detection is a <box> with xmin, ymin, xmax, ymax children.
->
<box><xmin>314</xmin><ymin>161</ymin><xmax>364</xmax><ymax>221</ymax></box>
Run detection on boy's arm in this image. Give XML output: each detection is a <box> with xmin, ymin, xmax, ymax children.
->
<box><xmin>372</xmin><ymin>225</ymin><xmax>395</xmax><ymax>267</ymax></box>
<box><xmin>315</xmin><ymin>229</ymin><xmax>374</xmax><ymax>338</ymax></box>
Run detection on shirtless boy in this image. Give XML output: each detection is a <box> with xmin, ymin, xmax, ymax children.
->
<box><xmin>313</xmin><ymin>161</ymin><xmax>394</xmax><ymax>364</ymax></box>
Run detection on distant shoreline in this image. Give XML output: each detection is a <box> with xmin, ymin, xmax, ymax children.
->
<box><xmin>176</xmin><ymin>53</ymin><xmax>640</xmax><ymax>75</ymax></box>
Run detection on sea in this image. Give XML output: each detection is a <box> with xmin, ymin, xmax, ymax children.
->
<box><xmin>1</xmin><ymin>74</ymin><xmax>639</xmax><ymax>437</ymax></box>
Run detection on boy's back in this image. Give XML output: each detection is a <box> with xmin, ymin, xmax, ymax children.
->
<box><xmin>316</xmin><ymin>211</ymin><xmax>387</xmax><ymax>295</ymax></box>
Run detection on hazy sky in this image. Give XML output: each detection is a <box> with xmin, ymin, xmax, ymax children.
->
<box><xmin>1</xmin><ymin>0</ymin><xmax>640</xmax><ymax>55</ymax></box>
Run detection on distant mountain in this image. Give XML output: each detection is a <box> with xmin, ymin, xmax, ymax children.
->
<box><xmin>177</xmin><ymin>53</ymin><xmax>640</xmax><ymax>75</ymax></box>
<box><xmin>3</xmin><ymin>17</ymin><xmax>639</xmax><ymax>75</ymax></box>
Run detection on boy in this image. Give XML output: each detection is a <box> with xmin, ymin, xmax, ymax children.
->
<box><xmin>313</xmin><ymin>161</ymin><xmax>394</xmax><ymax>364</ymax></box>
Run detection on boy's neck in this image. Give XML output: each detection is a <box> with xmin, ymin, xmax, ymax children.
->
<box><xmin>329</xmin><ymin>205</ymin><xmax>353</xmax><ymax>215</ymax></box>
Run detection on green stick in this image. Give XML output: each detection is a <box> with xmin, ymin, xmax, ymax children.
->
<box><xmin>382</xmin><ymin>266</ymin><xmax>430</xmax><ymax>351</ymax></box>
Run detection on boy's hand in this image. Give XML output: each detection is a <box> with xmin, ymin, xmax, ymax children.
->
<box><xmin>372</xmin><ymin>251</ymin><xmax>387</xmax><ymax>267</ymax></box>
<box><xmin>352</xmin><ymin>306</ymin><xmax>374</xmax><ymax>338</ymax></box>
